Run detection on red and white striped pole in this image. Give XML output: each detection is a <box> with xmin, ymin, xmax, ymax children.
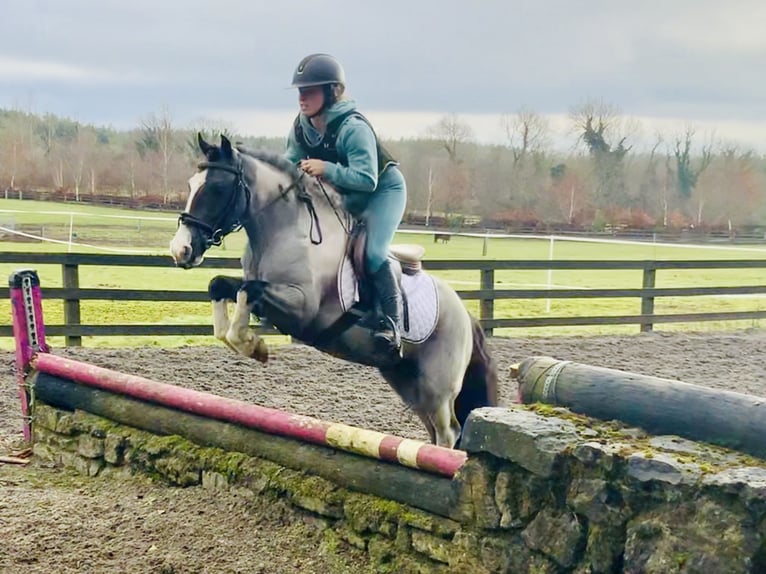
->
<box><xmin>32</xmin><ymin>353</ymin><xmax>467</xmax><ymax>477</ymax></box>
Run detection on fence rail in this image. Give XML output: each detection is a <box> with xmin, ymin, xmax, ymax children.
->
<box><xmin>2</xmin><ymin>253</ymin><xmax>765</xmax><ymax>345</ymax></box>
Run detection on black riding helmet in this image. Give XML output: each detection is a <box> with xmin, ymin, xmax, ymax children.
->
<box><xmin>291</xmin><ymin>54</ymin><xmax>346</xmax><ymax>116</ymax></box>
<box><xmin>291</xmin><ymin>53</ymin><xmax>345</xmax><ymax>88</ymax></box>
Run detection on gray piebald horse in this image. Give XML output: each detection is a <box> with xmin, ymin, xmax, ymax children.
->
<box><xmin>170</xmin><ymin>134</ymin><xmax>497</xmax><ymax>448</ymax></box>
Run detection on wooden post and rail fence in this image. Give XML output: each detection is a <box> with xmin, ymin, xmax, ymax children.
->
<box><xmin>1</xmin><ymin>252</ymin><xmax>766</xmax><ymax>346</ymax></box>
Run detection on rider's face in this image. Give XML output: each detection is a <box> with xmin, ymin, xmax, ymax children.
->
<box><xmin>298</xmin><ymin>86</ymin><xmax>324</xmax><ymax>116</ymax></box>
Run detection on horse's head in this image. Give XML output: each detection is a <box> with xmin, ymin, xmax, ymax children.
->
<box><xmin>170</xmin><ymin>134</ymin><xmax>250</xmax><ymax>268</ymax></box>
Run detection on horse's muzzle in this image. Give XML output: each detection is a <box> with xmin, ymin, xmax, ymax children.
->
<box><xmin>171</xmin><ymin>249</ymin><xmax>204</xmax><ymax>269</ymax></box>
<box><xmin>170</xmin><ymin>226</ymin><xmax>206</xmax><ymax>269</ymax></box>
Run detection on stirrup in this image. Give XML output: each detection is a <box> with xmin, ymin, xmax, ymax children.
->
<box><xmin>373</xmin><ymin>317</ymin><xmax>401</xmax><ymax>352</ymax></box>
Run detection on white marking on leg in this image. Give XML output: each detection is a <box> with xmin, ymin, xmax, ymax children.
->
<box><xmin>226</xmin><ymin>290</ymin><xmax>252</xmax><ymax>346</ymax></box>
<box><xmin>212</xmin><ymin>300</ymin><xmax>241</xmax><ymax>353</ymax></box>
<box><xmin>226</xmin><ymin>289</ymin><xmax>268</xmax><ymax>361</ymax></box>
<box><xmin>212</xmin><ymin>300</ymin><xmax>230</xmax><ymax>341</ymax></box>
<box><xmin>432</xmin><ymin>401</ymin><xmax>458</xmax><ymax>449</ymax></box>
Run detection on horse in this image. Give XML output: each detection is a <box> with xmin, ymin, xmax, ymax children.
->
<box><xmin>169</xmin><ymin>134</ymin><xmax>497</xmax><ymax>448</ymax></box>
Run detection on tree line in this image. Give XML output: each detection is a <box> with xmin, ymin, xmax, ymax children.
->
<box><xmin>1</xmin><ymin>102</ymin><xmax>764</xmax><ymax>232</ymax></box>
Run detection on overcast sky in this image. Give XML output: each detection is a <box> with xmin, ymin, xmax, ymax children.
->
<box><xmin>2</xmin><ymin>0</ymin><xmax>765</xmax><ymax>151</ymax></box>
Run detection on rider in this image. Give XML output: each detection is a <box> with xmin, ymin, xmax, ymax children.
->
<box><xmin>285</xmin><ymin>53</ymin><xmax>407</xmax><ymax>355</ymax></box>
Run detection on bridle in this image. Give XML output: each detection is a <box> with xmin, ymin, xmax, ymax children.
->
<box><xmin>179</xmin><ymin>153</ymin><xmax>351</xmax><ymax>249</ymax></box>
<box><xmin>178</xmin><ymin>159</ymin><xmax>251</xmax><ymax>249</ymax></box>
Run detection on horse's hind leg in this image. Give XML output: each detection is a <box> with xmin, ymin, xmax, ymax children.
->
<box><xmin>414</xmin><ymin>412</ymin><xmax>436</xmax><ymax>444</ymax></box>
<box><xmin>413</xmin><ymin>403</ymin><xmax>459</xmax><ymax>448</ymax></box>
<box><xmin>382</xmin><ymin>361</ymin><xmax>464</xmax><ymax>449</ymax></box>
<box><xmin>431</xmin><ymin>398</ymin><xmax>461</xmax><ymax>449</ymax></box>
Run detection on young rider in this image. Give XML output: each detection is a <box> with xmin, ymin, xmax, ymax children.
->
<box><xmin>284</xmin><ymin>53</ymin><xmax>407</xmax><ymax>355</ymax></box>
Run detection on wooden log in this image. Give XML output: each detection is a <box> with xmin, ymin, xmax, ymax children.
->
<box><xmin>31</xmin><ymin>372</ymin><xmax>460</xmax><ymax>519</ymax></box>
<box><xmin>515</xmin><ymin>356</ymin><xmax>766</xmax><ymax>459</ymax></box>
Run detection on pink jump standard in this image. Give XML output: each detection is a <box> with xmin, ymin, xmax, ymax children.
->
<box><xmin>10</xmin><ymin>269</ymin><xmax>48</xmax><ymax>441</ymax></box>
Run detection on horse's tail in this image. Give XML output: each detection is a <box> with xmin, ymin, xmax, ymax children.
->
<box><xmin>455</xmin><ymin>316</ymin><xmax>498</xmax><ymax>428</ymax></box>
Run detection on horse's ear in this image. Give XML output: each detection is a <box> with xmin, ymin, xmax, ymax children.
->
<box><xmin>198</xmin><ymin>132</ymin><xmax>212</xmax><ymax>155</ymax></box>
<box><xmin>220</xmin><ymin>135</ymin><xmax>233</xmax><ymax>158</ymax></box>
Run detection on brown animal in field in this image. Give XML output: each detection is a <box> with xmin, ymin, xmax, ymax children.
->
<box><xmin>434</xmin><ymin>233</ymin><xmax>451</xmax><ymax>244</ymax></box>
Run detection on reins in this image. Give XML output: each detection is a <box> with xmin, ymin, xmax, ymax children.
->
<box><xmin>249</xmin><ymin>168</ymin><xmax>351</xmax><ymax>247</ymax></box>
<box><xmin>316</xmin><ymin>178</ymin><xmax>352</xmax><ymax>236</ymax></box>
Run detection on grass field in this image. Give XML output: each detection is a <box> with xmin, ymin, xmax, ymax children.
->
<box><xmin>2</xmin><ymin>198</ymin><xmax>765</xmax><ymax>348</ymax></box>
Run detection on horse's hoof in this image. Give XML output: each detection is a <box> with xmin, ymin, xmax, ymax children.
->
<box><xmin>251</xmin><ymin>338</ymin><xmax>269</xmax><ymax>363</ymax></box>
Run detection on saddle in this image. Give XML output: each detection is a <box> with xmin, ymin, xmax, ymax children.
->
<box><xmin>321</xmin><ymin>225</ymin><xmax>439</xmax><ymax>345</ymax></box>
<box><xmin>349</xmin><ymin>227</ymin><xmax>425</xmax><ymax>283</ymax></box>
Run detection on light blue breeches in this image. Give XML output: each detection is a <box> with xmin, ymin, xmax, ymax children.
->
<box><xmin>362</xmin><ymin>166</ymin><xmax>407</xmax><ymax>273</ymax></box>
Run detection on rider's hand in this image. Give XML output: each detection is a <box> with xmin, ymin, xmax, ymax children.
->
<box><xmin>299</xmin><ymin>159</ymin><xmax>325</xmax><ymax>177</ymax></box>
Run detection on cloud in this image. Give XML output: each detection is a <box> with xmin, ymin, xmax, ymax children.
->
<box><xmin>1</xmin><ymin>0</ymin><xmax>765</xmax><ymax>148</ymax></box>
<box><xmin>0</xmin><ymin>56</ymin><xmax>153</xmax><ymax>84</ymax></box>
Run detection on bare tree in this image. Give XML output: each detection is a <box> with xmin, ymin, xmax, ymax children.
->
<box><xmin>51</xmin><ymin>157</ymin><xmax>65</xmax><ymax>190</ymax></box>
<box><xmin>672</xmin><ymin>126</ymin><xmax>714</xmax><ymax>202</ymax></box>
<box><xmin>500</xmin><ymin>108</ymin><xmax>551</xmax><ymax>207</ymax></box>
<box><xmin>637</xmin><ymin>134</ymin><xmax>667</xmax><ymax>224</ymax></box>
<box><xmin>570</xmin><ymin>100</ymin><xmax>636</xmax><ymax>209</ymax></box>
<box><xmin>427</xmin><ymin>113</ymin><xmax>474</xmax><ymax>163</ymax></box>
<box><xmin>425</xmin><ymin>114</ymin><xmax>476</xmax><ymax>220</ymax></box>
<box><xmin>127</xmin><ymin>144</ymin><xmax>139</xmax><ymax>200</ymax></box>
<box><xmin>65</xmin><ymin>125</ymin><xmax>96</xmax><ymax>201</ymax></box>
<box><xmin>500</xmin><ymin>108</ymin><xmax>550</xmax><ymax>165</ymax></box>
<box><xmin>0</xmin><ymin>108</ymin><xmax>32</xmax><ymax>191</ymax></box>
<box><xmin>139</xmin><ymin>107</ymin><xmax>178</xmax><ymax>203</ymax></box>
<box><xmin>695</xmin><ymin>144</ymin><xmax>757</xmax><ymax>228</ymax></box>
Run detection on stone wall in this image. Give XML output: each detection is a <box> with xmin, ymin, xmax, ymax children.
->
<box><xmin>32</xmin><ymin>401</ymin><xmax>766</xmax><ymax>573</ymax></box>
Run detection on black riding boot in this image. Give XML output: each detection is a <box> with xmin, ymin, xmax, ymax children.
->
<box><xmin>371</xmin><ymin>260</ymin><xmax>402</xmax><ymax>354</ymax></box>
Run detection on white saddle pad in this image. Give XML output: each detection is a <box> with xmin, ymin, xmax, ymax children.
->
<box><xmin>338</xmin><ymin>257</ymin><xmax>439</xmax><ymax>344</ymax></box>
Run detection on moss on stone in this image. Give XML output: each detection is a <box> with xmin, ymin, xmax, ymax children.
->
<box><xmin>525</xmin><ymin>401</ymin><xmax>766</xmax><ymax>479</ymax></box>
<box><xmin>72</xmin><ymin>410</ymin><xmax>123</xmax><ymax>436</ymax></box>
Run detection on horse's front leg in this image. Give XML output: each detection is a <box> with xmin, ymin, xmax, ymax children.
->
<box><xmin>208</xmin><ymin>276</ymin><xmax>244</xmax><ymax>354</ymax></box>
<box><xmin>225</xmin><ymin>281</ymin><xmax>269</xmax><ymax>363</ymax></box>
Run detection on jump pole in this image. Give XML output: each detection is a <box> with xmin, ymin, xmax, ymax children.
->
<box><xmin>30</xmin><ymin>353</ymin><xmax>466</xmax><ymax>477</ymax></box>
<box><xmin>514</xmin><ymin>355</ymin><xmax>766</xmax><ymax>459</ymax></box>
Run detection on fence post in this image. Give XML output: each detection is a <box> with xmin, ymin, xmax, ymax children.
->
<box><xmin>479</xmin><ymin>268</ymin><xmax>494</xmax><ymax>336</ymax></box>
<box><xmin>62</xmin><ymin>263</ymin><xmax>82</xmax><ymax>346</ymax></box>
<box><xmin>640</xmin><ymin>263</ymin><xmax>656</xmax><ymax>333</ymax></box>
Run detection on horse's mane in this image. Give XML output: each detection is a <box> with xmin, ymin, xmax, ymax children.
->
<box><xmin>236</xmin><ymin>146</ymin><xmax>302</xmax><ymax>182</ymax></box>
<box><xmin>235</xmin><ymin>145</ymin><xmax>345</xmax><ymax>209</ymax></box>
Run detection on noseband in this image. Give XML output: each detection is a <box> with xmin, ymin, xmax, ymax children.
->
<box><xmin>178</xmin><ymin>159</ymin><xmax>251</xmax><ymax>249</ymax></box>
